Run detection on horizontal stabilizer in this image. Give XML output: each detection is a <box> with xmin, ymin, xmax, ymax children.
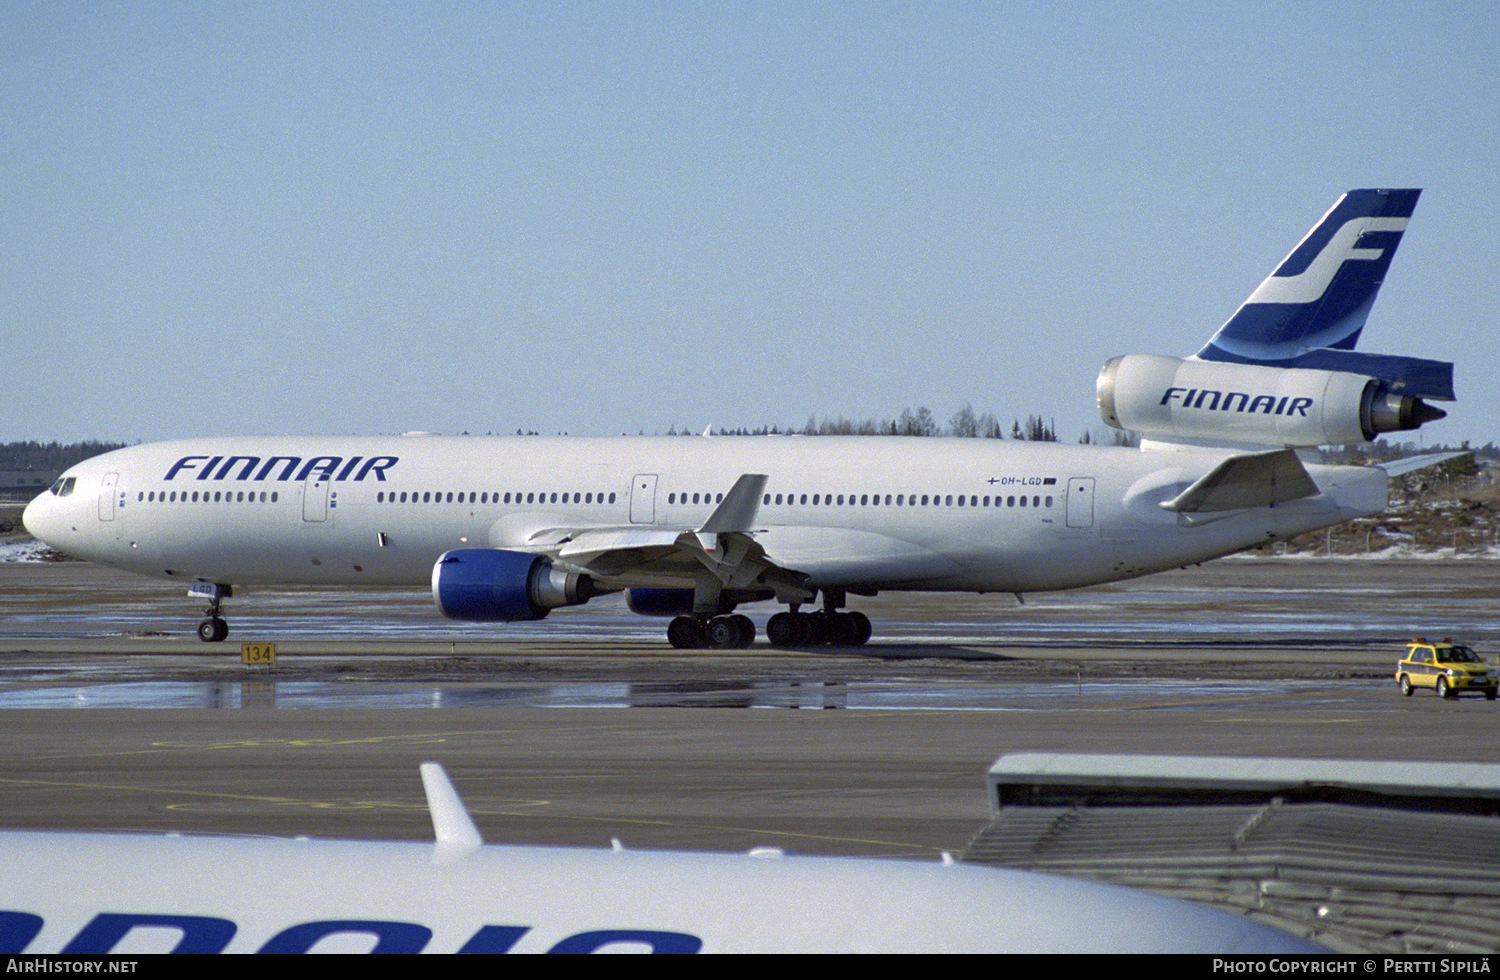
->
<box><xmin>1160</xmin><ymin>449</ymin><xmax>1318</xmax><ymax>514</ymax></box>
<box><xmin>1378</xmin><ymin>451</ymin><xmax>1470</xmax><ymax>478</ymax></box>
<box><xmin>1258</xmin><ymin>349</ymin><xmax>1453</xmax><ymax>402</ymax></box>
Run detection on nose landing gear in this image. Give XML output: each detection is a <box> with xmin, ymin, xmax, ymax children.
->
<box><xmin>190</xmin><ymin>583</ymin><xmax>232</xmax><ymax>643</ymax></box>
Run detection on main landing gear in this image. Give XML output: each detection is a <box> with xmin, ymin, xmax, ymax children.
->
<box><xmin>192</xmin><ymin>583</ymin><xmax>232</xmax><ymax>643</ymax></box>
<box><xmin>664</xmin><ymin>589</ymin><xmax>873</xmax><ymax>649</ymax></box>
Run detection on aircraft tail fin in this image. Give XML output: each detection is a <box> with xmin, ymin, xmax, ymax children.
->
<box><xmin>1196</xmin><ymin>189</ymin><xmax>1452</xmax><ymax>401</ymax></box>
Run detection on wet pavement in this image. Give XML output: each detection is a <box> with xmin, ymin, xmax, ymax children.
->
<box><xmin>2</xmin><ymin>556</ymin><xmax>1497</xmax><ymax>711</ymax></box>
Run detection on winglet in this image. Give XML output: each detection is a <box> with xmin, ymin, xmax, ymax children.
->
<box><xmin>420</xmin><ymin>762</ymin><xmax>483</xmax><ymax>864</ymax></box>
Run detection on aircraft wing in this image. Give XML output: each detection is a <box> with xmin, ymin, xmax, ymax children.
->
<box><xmin>492</xmin><ymin>472</ymin><xmax>959</xmax><ymax>597</ymax></box>
<box><xmin>491</xmin><ymin>474</ymin><xmax>812</xmax><ymax>600</ymax></box>
<box><xmin>1159</xmin><ymin>449</ymin><xmax>1320</xmax><ymax>514</ymax></box>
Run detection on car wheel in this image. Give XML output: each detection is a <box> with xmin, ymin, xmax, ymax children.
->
<box><xmin>1486</xmin><ymin>687</ymin><xmax>1497</xmax><ymax>701</ymax></box>
<box><xmin>1399</xmin><ymin>675</ymin><xmax>1413</xmax><ymax>697</ymax></box>
<box><xmin>1436</xmin><ymin>676</ymin><xmax>1453</xmax><ymax>699</ymax></box>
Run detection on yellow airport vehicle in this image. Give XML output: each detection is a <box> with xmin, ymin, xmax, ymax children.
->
<box><xmin>1396</xmin><ymin>639</ymin><xmax>1498</xmax><ymax>700</ymax></box>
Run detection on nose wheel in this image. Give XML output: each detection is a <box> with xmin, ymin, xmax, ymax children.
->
<box><xmin>191</xmin><ymin>583</ymin><xmax>233</xmax><ymax>643</ymax></box>
<box><xmin>197</xmin><ymin>617</ymin><xmax>230</xmax><ymax>643</ymax></box>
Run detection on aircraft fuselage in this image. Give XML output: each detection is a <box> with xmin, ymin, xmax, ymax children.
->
<box><xmin>23</xmin><ymin>434</ymin><xmax>1386</xmax><ymax>597</ymax></box>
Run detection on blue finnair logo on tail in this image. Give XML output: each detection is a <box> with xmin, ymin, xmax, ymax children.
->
<box><xmin>1192</xmin><ymin>188</ymin><xmax>1453</xmax><ymax>403</ymax></box>
<box><xmin>1198</xmin><ymin>188</ymin><xmax>1419</xmax><ymax>364</ymax></box>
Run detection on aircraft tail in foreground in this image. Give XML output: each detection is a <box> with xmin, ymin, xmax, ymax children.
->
<box><xmin>1098</xmin><ymin>188</ymin><xmax>1452</xmax><ymax>449</ymax></box>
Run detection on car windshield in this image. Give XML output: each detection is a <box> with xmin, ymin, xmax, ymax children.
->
<box><xmin>1435</xmin><ymin>646</ymin><xmax>1481</xmax><ymax>663</ymax></box>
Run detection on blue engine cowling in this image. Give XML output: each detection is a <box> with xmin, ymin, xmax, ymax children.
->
<box><xmin>432</xmin><ymin>549</ymin><xmax>596</xmax><ymax>622</ymax></box>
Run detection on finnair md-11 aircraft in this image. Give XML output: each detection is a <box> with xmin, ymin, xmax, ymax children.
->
<box><xmin>1</xmin><ymin>764</ymin><xmax>1321</xmax><ymax>953</ymax></box>
<box><xmin>24</xmin><ymin>189</ymin><xmax>1454</xmax><ymax>647</ymax></box>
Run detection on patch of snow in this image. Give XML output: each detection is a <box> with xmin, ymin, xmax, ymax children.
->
<box><xmin>0</xmin><ymin>540</ymin><xmax>52</xmax><ymax>563</ymax></box>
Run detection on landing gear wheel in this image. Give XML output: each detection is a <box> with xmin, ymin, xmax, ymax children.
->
<box><xmin>767</xmin><ymin>612</ymin><xmax>811</xmax><ymax>647</ymax></box>
<box><xmin>1437</xmin><ymin>676</ymin><xmax>1453</xmax><ymax>699</ymax></box>
<box><xmin>806</xmin><ymin>610</ymin><xmax>832</xmax><ymax>646</ymax></box>
<box><xmin>707</xmin><ymin>616</ymin><xmax>740</xmax><ymax>649</ymax></box>
<box><xmin>730</xmin><ymin>614</ymin><xmax>755</xmax><ymax>648</ymax></box>
<box><xmin>848</xmin><ymin>611</ymin><xmax>872</xmax><ymax>646</ymax></box>
<box><xmin>667</xmin><ymin>615</ymin><xmax>701</xmax><ymax>649</ymax></box>
<box><xmin>767</xmin><ymin>612</ymin><xmax>797</xmax><ymax>647</ymax></box>
<box><xmin>197</xmin><ymin>617</ymin><xmax>229</xmax><ymax>643</ymax></box>
<box><xmin>1400</xmin><ymin>675</ymin><xmax>1413</xmax><ymax>697</ymax></box>
<box><xmin>829</xmin><ymin>612</ymin><xmax>861</xmax><ymax>647</ymax></box>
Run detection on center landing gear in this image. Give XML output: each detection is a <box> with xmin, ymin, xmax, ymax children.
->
<box><xmin>667</xmin><ymin>613</ymin><xmax>756</xmax><ymax>649</ymax></box>
<box><xmin>192</xmin><ymin>583</ymin><xmax>232</xmax><ymax>643</ymax></box>
<box><xmin>765</xmin><ymin>591</ymin><xmax>872</xmax><ymax>648</ymax></box>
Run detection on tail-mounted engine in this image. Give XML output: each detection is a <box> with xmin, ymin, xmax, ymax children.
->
<box><xmin>432</xmin><ymin>549</ymin><xmax>596</xmax><ymax>622</ymax></box>
<box><xmin>1097</xmin><ymin>355</ymin><xmax>1446</xmax><ymax>447</ymax></box>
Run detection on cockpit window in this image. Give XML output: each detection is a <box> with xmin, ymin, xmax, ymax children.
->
<box><xmin>49</xmin><ymin>476</ymin><xmax>76</xmax><ymax>497</ymax></box>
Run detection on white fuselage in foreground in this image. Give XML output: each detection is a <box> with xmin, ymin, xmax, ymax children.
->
<box><xmin>1</xmin><ymin>829</ymin><xmax>1320</xmax><ymax>953</ymax></box>
<box><xmin>24</xmin><ymin>434</ymin><xmax>1386</xmax><ymax>597</ymax></box>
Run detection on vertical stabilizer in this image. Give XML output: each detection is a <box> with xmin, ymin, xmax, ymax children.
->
<box><xmin>1193</xmin><ymin>189</ymin><xmax>1451</xmax><ymax>401</ymax></box>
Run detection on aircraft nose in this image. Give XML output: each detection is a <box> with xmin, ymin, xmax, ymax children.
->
<box><xmin>22</xmin><ymin>492</ymin><xmax>59</xmax><ymax>544</ymax></box>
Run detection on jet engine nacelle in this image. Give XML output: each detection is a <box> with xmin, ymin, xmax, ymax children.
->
<box><xmin>432</xmin><ymin>549</ymin><xmax>596</xmax><ymax>622</ymax></box>
<box><xmin>1096</xmin><ymin>354</ymin><xmax>1445</xmax><ymax>447</ymax></box>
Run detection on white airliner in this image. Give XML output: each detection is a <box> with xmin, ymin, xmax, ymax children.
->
<box><xmin>1</xmin><ymin>763</ymin><xmax>1322</xmax><ymax>953</ymax></box>
<box><xmin>24</xmin><ymin>189</ymin><xmax>1453</xmax><ymax>647</ymax></box>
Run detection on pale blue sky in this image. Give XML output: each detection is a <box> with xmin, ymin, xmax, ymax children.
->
<box><xmin>4</xmin><ymin>2</ymin><xmax>1497</xmax><ymax>445</ymax></box>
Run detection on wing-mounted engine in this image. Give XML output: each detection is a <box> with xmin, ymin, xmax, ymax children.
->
<box><xmin>1096</xmin><ymin>354</ymin><xmax>1447</xmax><ymax>448</ymax></box>
<box><xmin>432</xmin><ymin>549</ymin><xmax>598</xmax><ymax>622</ymax></box>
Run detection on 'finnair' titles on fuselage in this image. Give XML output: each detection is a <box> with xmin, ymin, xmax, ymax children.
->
<box><xmin>161</xmin><ymin>453</ymin><xmax>400</xmax><ymax>484</ymax></box>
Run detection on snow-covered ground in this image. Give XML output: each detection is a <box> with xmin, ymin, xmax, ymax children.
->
<box><xmin>0</xmin><ymin>540</ymin><xmax>52</xmax><ymax>563</ymax></box>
